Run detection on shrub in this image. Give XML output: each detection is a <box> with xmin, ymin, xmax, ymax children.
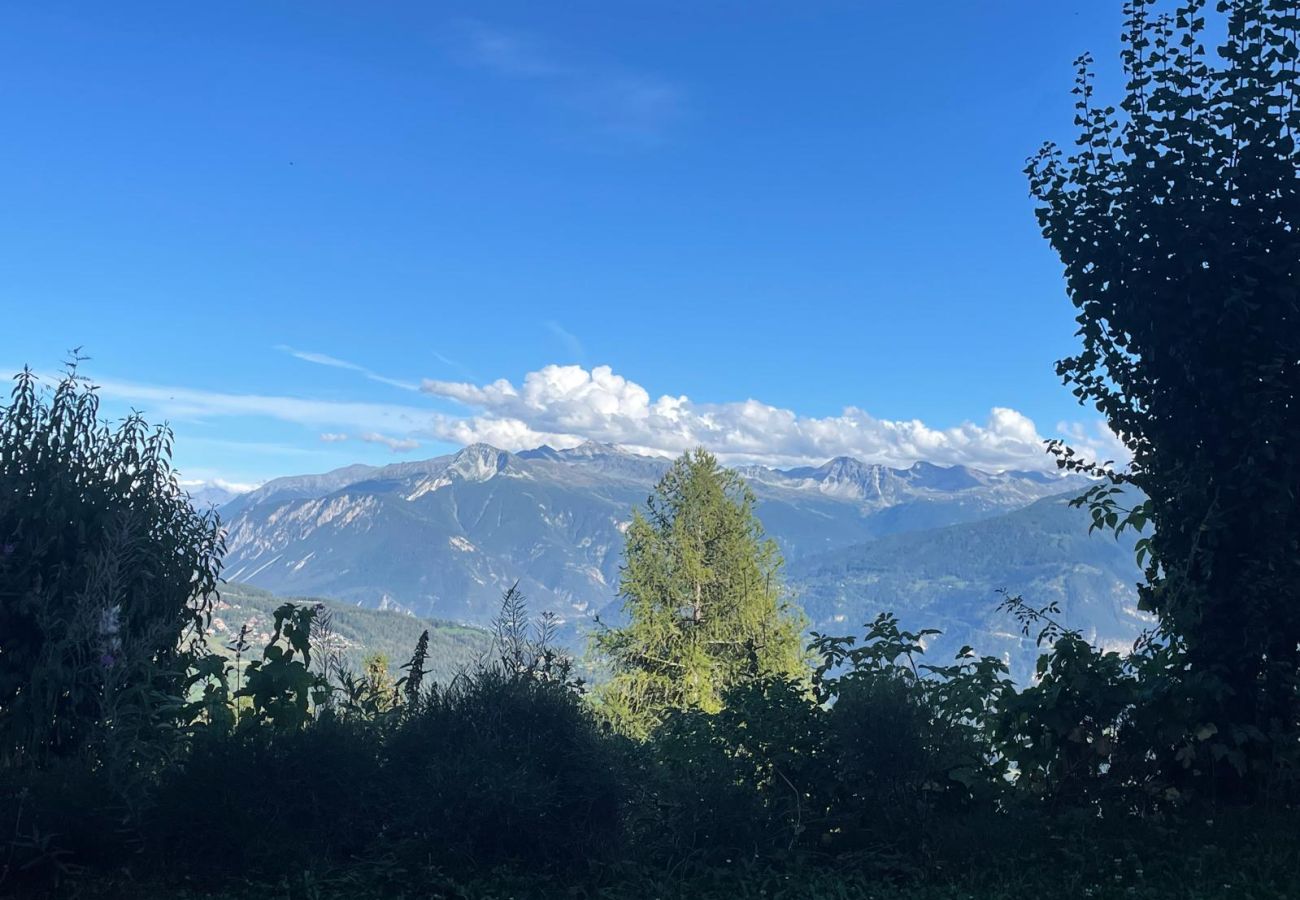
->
<box><xmin>382</xmin><ymin>668</ymin><xmax>626</xmax><ymax>873</ymax></box>
<box><xmin>809</xmin><ymin>615</ymin><xmax>1010</xmax><ymax>857</ymax></box>
<box><xmin>0</xmin><ymin>755</ymin><xmax>133</xmax><ymax>892</ymax></box>
<box><xmin>146</xmin><ymin>717</ymin><xmax>383</xmax><ymax>881</ymax></box>
<box><xmin>0</xmin><ymin>363</ymin><xmax>223</xmax><ymax>769</ymax></box>
<box><xmin>642</xmin><ymin>677</ymin><xmax>828</xmax><ymax>864</ymax></box>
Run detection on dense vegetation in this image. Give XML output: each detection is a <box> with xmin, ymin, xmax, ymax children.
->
<box><xmin>1031</xmin><ymin>0</ymin><xmax>1300</xmax><ymax>801</ymax></box>
<box><xmin>210</xmin><ymin>582</ymin><xmax>492</xmax><ymax>686</ymax></box>
<box><xmin>3</xmin><ymin>2</ymin><xmax>1300</xmax><ymax>896</ymax></box>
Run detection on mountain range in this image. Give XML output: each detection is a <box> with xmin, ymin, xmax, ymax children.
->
<box><xmin>213</xmin><ymin>442</ymin><xmax>1144</xmax><ymax>680</ymax></box>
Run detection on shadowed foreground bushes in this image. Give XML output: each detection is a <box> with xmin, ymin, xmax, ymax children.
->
<box><xmin>143</xmin><ymin>671</ymin><xmax>626</xmax><ymax>881</ymax></box>
<box><xmin>15</xmin><ymin>597</ymin><xmax>1298</xmax><ymax>899</ymax></box>
<box><xmin>3</xmin><ymin>663</ymin><xmax>629</xmax><ymax>894</ymax></box>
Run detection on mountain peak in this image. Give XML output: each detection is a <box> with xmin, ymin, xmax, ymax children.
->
<box><xmin>821</xmin><ymin>455</ymin><xmax>877</xmax><ymax>472</ymax></box>
<box><xmin>903</xmin><ymin>460</ymin><xmax>984</xmax><ymax>491</ymax></box>
<box><xmin>565</xmin><ymin>440</ymin><xmax>627</xmax><ymax>457</ymax></box>
<box><xmin>448</xmin><ymin>444</ymin><xmax>513</xmax><ymax>482</ymax></box>
<box><xmin>518</xmin><ymin>444</ymin><xmax>563</xmax><ymax>461</ymax></box>
<box><xmin>456</xmin><ymin>442</ymin><xmax>504</xmax><ymax>456</ymax></box>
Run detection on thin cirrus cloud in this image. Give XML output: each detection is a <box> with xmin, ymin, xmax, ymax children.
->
<box><xmin>275</xmin><ymin>344</ymin><xmax>419</xmax><ymax>392</ymax></box>
<box><xmin>450</xmin><ymin>19</ymin><xmax>684</xmax><ymax>142</ymax></box>
<box><xmin>91</xmin><ymin>375</ymin><xmax>434</xmax><ymax>437</ymax></box>
<box><xmin>316</xmin><ymin>431</ymin><xmax>420</xmax><ymax>453</ymax></box>
<box><xmin>545</xmin><ymin>321</ymin><xmax>584</xmax><ymax>361</ymax></box>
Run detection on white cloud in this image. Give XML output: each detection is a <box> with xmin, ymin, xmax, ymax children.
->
<box><xmin>93</xmin><ymin>376</ymin><xmax>434</xmax><ymax>435</ymax></box>
<box><xmin>180</xmin><ymin>477</ymin><xmax>261</xmax><ymax>495</ymax></box>
<box><xmin>85</xmin><ymin>364</ymin><xmax>1124</xmax><ymax>476</ymax></box>
<box><xmin>451</xmin><ymin>20</ymin><xmax>684</xmax><ymax>142</ymax></box>
<box><xmin>421</xmin><ymin>363</ymin><xmax>1129</xmax><ymax>473</ymax></box>
<box><xmin>545</xmin><ymin>321</ymin><xmax>584</xmax><ymax>360</ymax></box>
<box><xmin>276</xmin><ymin>345</ymin><xmax>418</xmax><ymax>391</ymax></box>
<box><xmin>359</xmin><ymin>432</ymin><xmax>420</xmax><ymax>453</ymax></box>
<box><xmin>460</xmin><ymin>24</ymin><xmax>568</xmax><ymax>78</ymax></box>
<box><xmin>1055</xmin><ymin>420</ymin><xmax>1129</xmax><ymax>467</ymax></box>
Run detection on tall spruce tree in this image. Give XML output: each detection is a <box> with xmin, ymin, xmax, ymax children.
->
<box><xmin>1029</xmin><ymin>0</ymin><xmax>1300</xmax><ymax>792</ymax></box>
<box><xmin>592</xmin><ymin>449</ymin><xmax>807</xmax><ymax>737</ymax></box>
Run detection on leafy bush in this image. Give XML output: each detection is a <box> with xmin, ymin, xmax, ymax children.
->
<box><xmin>639</xmin><ymin>614</ymin><xmax>1013</xmax><ymax>868</ymax></box>
<box><xmin>382</xmin><ymin>667</ymin><xmax>626</xmax><ymax>873</ymax></box>
<box><xmin>0</xmin><ymin>755</ymin><xmax>133</xmax><ymax>892</ymax></box>
<box><xmin>1031</xmin><ymin>0</ymin><xmax>1300</xmax><ymax>796</ymax></box>
<box><xmin>137</xmin><ymin>590</ymin><xmax>624</xmax><ymax>887</ymax></box>
<box><xmin>642</xmin><ymin>677</ymin><xmax>828</xmax><ymax>864</ymax></box>
<box><xmin>813</xmin><ymin>615</ymin><xmax>1009</xmax><ymax>843</ymax></box>
<box><xmin>0</xmin><ymin>363</ymin><xmax>223</xmax><ymax>769</ymax></box>
<box><xmin>147</xmin><ymin>716</ymin><xmax>383</xmax><ymax>880</ymax></box>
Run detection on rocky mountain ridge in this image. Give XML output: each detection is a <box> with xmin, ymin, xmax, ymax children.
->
<box><xmin>212</xmin><ymin>442</ymin><xmax>1130</xmax><ymax>671</ymax></box>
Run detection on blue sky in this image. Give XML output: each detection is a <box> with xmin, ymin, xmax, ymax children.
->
<box><xmin>0</xmin><ymin>1</ymin><xmax>1129</xmax><ymax>487</ymax></box>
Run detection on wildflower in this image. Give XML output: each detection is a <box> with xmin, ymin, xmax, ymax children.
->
<box><xmin>98</xmin><ymin>605</ymin><xmax>123</xmax><ymax>654</ymax></box>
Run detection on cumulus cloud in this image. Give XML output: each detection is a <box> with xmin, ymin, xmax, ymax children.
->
<box><xmin>87</xmin><ymin>363</ymin><xmax>1125</xmax><ymax>475</ymax></box>
<box><xmin>1055</xmin><ymin>420</ymin><xmax>1129</xmax><ymax>466</ymax></box>
<box><xmin>421</xmin><ymin>364</ymin><xmax>1128</xmax><ymax>472</ymax></box>
<box><xmin>180</xmin><ymin>477</ymin><xmax>261</xmax><ymax>495</ymax></box>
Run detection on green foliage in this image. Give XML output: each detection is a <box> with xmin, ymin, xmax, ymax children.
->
<box><xmin>398</xmin><ymin>629</ymin><xmax>428</xmax><ymax>708</ymax></box>
<box><xmin>0</xmin><ymin>362</ymin><xmax>224</xmax><ymax>768</ymax></box>
<box><xmin>148</xmin><ymin>714</ymin><xmax>384</xmax><ymax>880</ymax></box>
<box><xmin>1029</xmin><ymin>0</ymin><xmax>1300</xmax><ymax>794</ymax></box>
<box><xmin>990</xmin><ymin>595</ymin><xmax>1140</xmax><ymax>806</ymax></box>
<box><xmin>150</xmin><ymin>629</ymin><xmax>623</xmax><ymax>887</ymax></box>
<box><xmin>381</xmin><ymin>667</ymin><xmax>625</xmax><ymax>873</ymax></box>
<box><xmin>811</xmin><ymin>615</ymin><xmax>1011</xmax><ymax>849</ymax></box>
<box><xmin>488</xmin><ymin>582</ymin><xmax>580</xmax><ymax>688</ymax></box>
<box><xmin>210</xmin><ymin>582</ymin><xmax>491</xmax><ymax>685</ymax></box>
<box><xmin>636</xmin><ymin>614</ymin><xmax>1013</xmax><ymax>868</ymax></box>
<box><xmin>22</xmin><ymin>818</ymin><xmax>1300</xmax><ymax>900</ymax></box>
<box><xmin>233</xmin><ymin>603</ymin><xmax>330</xmax><ymax>732</ymax></box>
<box><xmin>642</xmin><ymin>676</ymin><xmax>828</xmax><ymax>863</ymax></box>
<box><xmin>10</xmin><ymin>594</ymin><xmax>1300</xmax><ymax>897</ymax></box>
<box><xmin>334</xmin><ymin>653</ymin><xmax>400</xmax><ymax>719</ymax></box>
<box><xmin>592</xmin><ymin>449</ymin><xmax>809</xmax><ymax>736</ymax></box>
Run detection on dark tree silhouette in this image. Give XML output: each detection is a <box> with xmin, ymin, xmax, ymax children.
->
<box><xmin>1029</xmin><ymin>0</ymin><xmax>1300</xmax><ymax>793</ymax></box>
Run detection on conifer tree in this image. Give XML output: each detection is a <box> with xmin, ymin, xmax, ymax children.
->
<box><xmin>592</xmin><ymin>449</ymin><xmax>807</xmax><ymax>737</ymax></box>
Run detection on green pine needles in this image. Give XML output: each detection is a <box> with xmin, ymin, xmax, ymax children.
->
<box><xmin>591</xmin><ymin>449</ymin><xmax>808</xmax><ymax>737</ymax></box>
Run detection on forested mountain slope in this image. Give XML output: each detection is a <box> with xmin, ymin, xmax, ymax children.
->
<box><xmin>787</xmin><ymin>491</ymin><xmax>1146</xmax><ymax>682</ymax></box>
